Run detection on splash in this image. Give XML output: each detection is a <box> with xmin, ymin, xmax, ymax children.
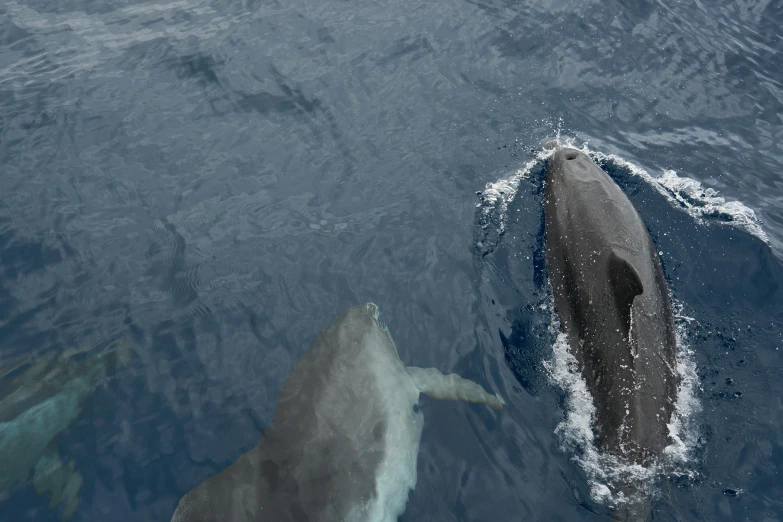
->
<box><xmin>664</xmin><ymin>301</ymin><xmax>702</xmax><ymax>463</ymax></box>
<box><xmin>474</xmin><ymin>137</ymin><xmax>769</xmax><ymax>255</ymax></box>
<box><xmin>588</xmin><ymin>150</ymin><xmax>768</xmax><ymax>244</ymax></box>
<box><xmin>474</xmin><ymin>147</ymin><xmax>554</xmax><ymax>256</ymax></box>
<box><xmin>542</xmin><ymin>298</ymin><xmax>701</xmax><ymax>507</ymax></box>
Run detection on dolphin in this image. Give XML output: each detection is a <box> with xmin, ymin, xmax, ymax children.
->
<box><xmin>0</xmin><ymin>340</ymin><xmax>131</xmax><ymax>519</ymax></box>
<box><xmin>544</xmin><ymin>147</ymin><xmax>677</xmax><ymax>465</ymax></box>
<box><xmin>171</xmin><ymin>303</ymin><xmax>503</xmax><ymax>522</ymax></box>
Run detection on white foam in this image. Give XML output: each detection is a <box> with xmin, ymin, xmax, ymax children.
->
<box><xmin>474</xmin><ymin>147</ymin><xmax>554</xmax><ymax>255</ymax></box>
<box><xmin>663</xmin><ymin>301</ymin><xmax>702</xmax><ymax>465</ymax></box>
<box><xmin>543</xmin><ymin>297</ymin><xmax>701</xmax><ymax>507</ymax></box>
<box><xmin>586</xmin><ymin>149</ymin><xmax>769</xmax><ymax>244</ymax></box>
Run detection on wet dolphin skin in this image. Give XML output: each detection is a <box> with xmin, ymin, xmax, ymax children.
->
<box><xmin>544</xmin><ymin>147</ymin><xmax>677</xmax><ymax>465</ymax></box>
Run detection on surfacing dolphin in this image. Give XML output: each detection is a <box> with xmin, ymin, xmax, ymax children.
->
<box><xmin>544</xmin><ymin>147</ymin><xmax>677</xmax><ymax>465</ymax></box>
<box><xmin>171</xmin><ymin>303</ymin><xmax>503</xmax><ymax>522</ymax></box>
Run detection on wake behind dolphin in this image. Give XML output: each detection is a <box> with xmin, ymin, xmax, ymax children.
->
<box><xmin>544</xmin><ymin>146</ymin><xmax>678</xmax><ymax>465</ymax></box>
<box><xmin>171</xmin><ymin>303</ymin><xmax>503</xmax><ymax>522</ymax></box>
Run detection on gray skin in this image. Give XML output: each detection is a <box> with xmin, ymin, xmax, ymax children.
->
<box><xmin>544</xmin><ymin>147</ymin><xmax>677</xmax><ymax>465</ymax></box>
<box><xmin>171</xmin><ymin>303</ymin><xmax>502</xmax><ymax>522</ymax></box>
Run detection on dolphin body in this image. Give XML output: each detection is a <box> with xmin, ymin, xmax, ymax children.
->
<box><xmin>0</xmin><ymin>340</ymin><xmax>130</xmax><ymax>519</ymax></box>
<box><xmin>171</xmin><ymin>303</ymin><xmax>503</xmax><ymax>522</ymax></box>
<box><xmin>544</xmin><ymin>147</ymin><xmax>677</xmax><ymax>465</ymax></box>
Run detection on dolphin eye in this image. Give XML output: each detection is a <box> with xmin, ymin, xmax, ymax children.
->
<box><xmin>412</xmin><ymin>404</ymin><xmax>420</xmax><ymax>413</ymax></box>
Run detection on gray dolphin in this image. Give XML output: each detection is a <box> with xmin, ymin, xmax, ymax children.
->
<box><xmin>171</xmin><ymin>303</ymin><xmax>503</xmax><ymax>522</ymax></box>
<box><xmin>544</xmin><ymin>147</ymin><xmax>677</xmax><ymax>465</ymax></box>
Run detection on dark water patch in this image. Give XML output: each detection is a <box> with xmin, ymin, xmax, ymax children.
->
<box><xmin>235</xmin><ymin>90</ymin><xmax>301</xmax><ymax>116</ymax></box>
<box><xmin>376</xmin><ymin>35</ymin><xmax>435</xmax><ymax>68</ymax></box>
<box><xmin>0</xmin><ymin>12</ymin><xmax>32</xmax><ymax>47</ymax></box>
<box><xmin>499</xmin><ymin>305</ymin><xmax>551</xmax><ymax>397</ymax></box>
<box><xmin>0</xmin><ymin>229</ymin><xmax>62</xmax><ymax>279</ymax></box>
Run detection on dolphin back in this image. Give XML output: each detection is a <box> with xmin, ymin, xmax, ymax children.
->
<box><xmin>544</xmin><ymin>148</ymin><xmax>677</xmax><ymax>463</ymax></box>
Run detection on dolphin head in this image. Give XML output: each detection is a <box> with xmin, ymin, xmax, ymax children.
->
<box><xmin>333</xmin><ymin>303</ymin><xmax>401</xmax><ymax>361</ymax></box>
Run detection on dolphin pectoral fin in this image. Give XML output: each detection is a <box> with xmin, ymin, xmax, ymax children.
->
<box><xmin>406</xmin><ymin>367</ymin><xmax>504</xmax><ymax>411</ymax></box>
<box><xmin>32</xmin><ymin>445</ymin><xmax>83</xmax><ymax>519</ymax></box>
<box><xmin>608</xmin><ymin>250</ymin><xmax>644</xmax><ymax>335</ymax></box>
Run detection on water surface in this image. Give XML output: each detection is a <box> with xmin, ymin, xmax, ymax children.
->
<box><xmin>1</xmin><ymin>0</ymin><xmax>781</xmax><ymax>520</ymax></box>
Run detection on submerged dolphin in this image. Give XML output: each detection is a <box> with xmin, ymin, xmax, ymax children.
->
<box><xmin>172</xmin><ymin>303</ymin><xmax>503</xmax><ymax>522</ymax></box>
<box><xmin>0</xmin><ymin>340</ymin><xmax>130</xmax><ymax>519</ymax></box>
<box><xmin>544</xmin><ymin>147</ymin><xmax>677</xmax><ymax>464</ymax></box>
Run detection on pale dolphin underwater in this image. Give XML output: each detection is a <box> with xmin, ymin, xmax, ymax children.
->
<box><xmin>171</xmin><ymin>303</ymin><xmax>503</xmax><ymax>522</ymax></box>
<box><xmin>0</xmin><ymin>340</ymin><xmax>130</xmax><ymax>519</ymax></box>
<box><xmin>544</xmin><ymin>147</ymin><xmax>678</xmax><ymax>465</ymax></box>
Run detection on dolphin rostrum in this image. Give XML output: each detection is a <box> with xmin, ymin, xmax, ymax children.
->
<box><xmin>171</xmin><ymin>303</ymin><xmax>503</xmax><ymax>522</ymax></box>
<box><xmin>544</xmin><ymin>147</ymin><xmax>677</xmax><ymax>465</ymax></box>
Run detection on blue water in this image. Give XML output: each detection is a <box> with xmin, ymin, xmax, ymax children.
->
<box><xmin>1</xmin><ymin>0</ymin><xmax>781</xmax><ymax>520</ymax></box>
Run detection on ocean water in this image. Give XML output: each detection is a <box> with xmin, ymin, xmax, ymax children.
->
<box><xmin>0</xmin><ymin>0</ymin><xmax>781</xmax><ymax>520</ymax></box>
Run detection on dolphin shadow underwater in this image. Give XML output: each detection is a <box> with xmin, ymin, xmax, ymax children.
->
<box><xmin>544</xmin><ymin>146</ymin><xmax>679</xmax><ymax>517</ymax></box>
<box><xmin>171</xmin><ymin>303</ymin><xmax>503</xmax><ymax>522</ymax></box>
